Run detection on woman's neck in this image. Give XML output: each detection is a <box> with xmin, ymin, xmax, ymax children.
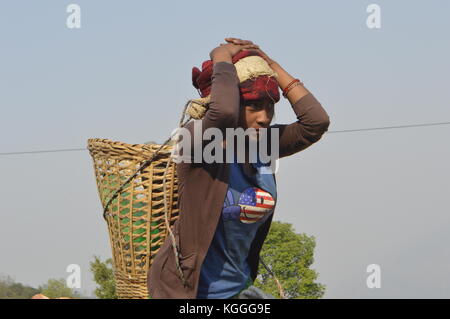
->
<box><xmin>222</xmin><ymin>139</ymin><xmax>258</xmax><ymax>165</ymax></box>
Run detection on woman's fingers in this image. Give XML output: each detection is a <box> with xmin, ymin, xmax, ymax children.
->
<box><xmin>225</xmin><ymin>37</ymin><xmax>244</xmax><ymax>43</ymax></box>
<box><xmin>225</xmin><ymin>37</ymin><xmax>254</xmax><ymax>45</ymax></box>
<box><xmin>241</xmin><ymin>44</ymin><xmax>260</xmax><ymax>53</ymax></box>
<box><xmin>223</xmin><ymin>38</ymin><xmax>259</xmax><ymax>50</ymax></box>
<box><xmin>239</xmin><ymin>43</ymin><xmax>259</xmax><ymax>49</ymax></box>
<box><xmin>220</xmin><ymin>42</ymin><xmax>258</xmax><ymax>49</ymax></box>
<box><xmin>212</xmin><ymin>42</ymin><xmax>260</xmax><ymax>58</ymax></box>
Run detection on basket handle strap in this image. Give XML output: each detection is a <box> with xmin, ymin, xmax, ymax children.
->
<box><xmin>259</xmin><ymin>256</ymin><xmax>286</xmax><ymax>299</ymax></box>
<box><xmin>162</xmin><ymin>156</ymin><xmax>188</xmax><ymax>287</ymax></box>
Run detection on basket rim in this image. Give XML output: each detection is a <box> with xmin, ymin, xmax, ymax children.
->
<box><xmin>87</xmin><ymin>138</ymin><xmax>174</xmax><ymax>158</ymax></box>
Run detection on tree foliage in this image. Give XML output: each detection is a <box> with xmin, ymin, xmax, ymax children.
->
<box><xmin>39</xmin><ymin>278</ymin><xmax>75</xmax><ymax>298</ymax></box>
<box><xmin>0</xmin><ymin>275</ymin><xmax>39</xmax><ymax>299</ymax></box>
<box><xmin>90</xmin><ymin>256</ymin><xmax>117</xmax><ymax>299</ymax></box>
<box><xmin>254</xmin><ymin>221</ymin><xmax>326</xmax><ymax>299</ymax></box>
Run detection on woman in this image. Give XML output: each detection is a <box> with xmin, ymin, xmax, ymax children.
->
<box><xmin>147</xmin><ymin>37</ymin><xmax>330</xmax><ymax>299</ymax></box>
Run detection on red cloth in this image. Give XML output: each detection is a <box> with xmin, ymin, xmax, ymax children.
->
<box><xmin>192</xmin><ymin>50</ymin><xmax>280</xmax><ymax>103</ymax></box>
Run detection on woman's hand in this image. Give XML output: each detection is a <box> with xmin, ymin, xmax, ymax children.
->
<box><xmin>209</xmin><ymin>39</ymin><xmax>259</xmax><ymax>62</ymax></box>
<box><xmin>224</xmin><ymin>38</ymin><xmax>276</xmax><ymax>67</ymax></box>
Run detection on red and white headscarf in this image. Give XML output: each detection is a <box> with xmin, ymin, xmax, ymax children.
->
<box><xmin>187</xmin><ymin>50</ymin><xmax>280</xmax><ymax>119</ymax></box>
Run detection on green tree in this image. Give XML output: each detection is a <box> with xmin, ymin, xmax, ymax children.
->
<box><xmin>254</xmin><ymin>221</ymin><xmax>326</xmax><ymax>299</ymax></box>
<box><xmin>39</xmin><ymin>278</ymin><xmax>75</xmax><ymax>298</ymax></box>
<box><xmin>0</xmin><ymin>275</ymin><xmax>40</xmax><ymax>299</ymax></box>
<box><xmin>90</xmin><ymin>256</ymin><xmax>117</xmax><ymax>299</ymax></box>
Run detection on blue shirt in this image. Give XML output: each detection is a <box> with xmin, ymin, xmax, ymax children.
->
<box><xmin>196</xmin><ymin>155</ymin><xmax>277</xmax><ymax>299</ymax></box>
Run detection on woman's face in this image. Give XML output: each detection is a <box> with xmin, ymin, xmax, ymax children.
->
<box><xmin>238</xmin><ymin>99</ymin><xmax>275</xmax><ymax>132</ymax></box>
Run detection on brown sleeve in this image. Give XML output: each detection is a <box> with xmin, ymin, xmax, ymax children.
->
<box><xmin>271</xmin><ymin>92</ymin><xmax>330</xmax><ymax>159</ymax></box>
<box><xmin>204</xmin><ymin>61</ymin><xmax>240</xmax><ymax>131</ymax></box>
<box><xmin>179</xmin><ymin>61</ymin><xmax>240</xmax><ymax>163</ymax></box>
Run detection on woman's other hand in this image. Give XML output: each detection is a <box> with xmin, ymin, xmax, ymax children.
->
<box><xmin>210</xmin><ymin>39</ymin><xmax>259</xmax><ymax>63</ymax></box>
<box><xmin>224</xmin><ymin>38</ymin><xmax>277</xmax><ymax>67</ymax></box>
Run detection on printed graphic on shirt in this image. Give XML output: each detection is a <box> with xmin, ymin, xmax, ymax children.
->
<box><xmin>222</xmin><ymin>187</ymin><xmax>275</xmax><ymax>224</ymax></box>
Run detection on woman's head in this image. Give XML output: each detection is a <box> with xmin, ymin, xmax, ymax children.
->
<box><xmin>190</xmin><ymin>49</ymin><xmax>280</xmax><ymax>124</ymax></box>
<box><xmin>238</xmin><ymin>98</ymin><xmax>275</xmax><ymax>130</ymax></box>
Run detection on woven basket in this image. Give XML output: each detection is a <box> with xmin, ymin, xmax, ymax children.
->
<box><xmin>87</xmin><ymin>138</ymin><xmax>179</xmax><ymax>299</ymax></box>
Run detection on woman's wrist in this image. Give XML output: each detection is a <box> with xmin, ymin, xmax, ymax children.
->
<box><xmin>267</xmin><ymin>60</ymin><xmax>280</xmax><ymax>70</ymax></box>
<box><xmin>269</xmin><ymin>61</ymin><xmax>310</xmax><ymax>104</ymax></box>
<box><xmin>211</xmin><ymin>51</ymin><xmax>232</xmax><ymax>64</ymax></box>
<box><xmin>267</xmin><ymin>59</ymin><xmax>278</xmax><ymax>67</ymax></box>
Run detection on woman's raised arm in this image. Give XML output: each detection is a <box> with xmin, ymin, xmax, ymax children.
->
<box><xmin>181</xmin><ymin>42</ymin><xmax>258</xmax><ymax>163</ymax></box>
<box><xmin>222</xmin><ymin>39</ymin><xmax>331</xmax><ymax>158</ymax></box>
<box><xmin>268</xmin><ymin>61</ymin><xmax>330</xmax><ymax>158</ymax></box>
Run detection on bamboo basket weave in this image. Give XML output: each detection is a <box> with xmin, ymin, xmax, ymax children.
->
<box><xmin>87</xmin><ymin>138</ymin><xmax>179</xmax><ymax>299</ymax></box>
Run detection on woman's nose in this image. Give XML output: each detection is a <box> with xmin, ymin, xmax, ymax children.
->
<box><xmin>256</xmin><ymin>111</ymin><xmax>271</xmax><ymax>127</ymax></box>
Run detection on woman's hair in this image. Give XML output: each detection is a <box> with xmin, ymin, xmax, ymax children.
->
<box><xmin>240</xmin><ymin>99</ymin><xmax>277</xmax><ymax>124</ymax></box>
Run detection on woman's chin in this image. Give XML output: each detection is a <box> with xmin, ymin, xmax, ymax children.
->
<box><xmin>248</xmin><ymin>130</ymin><xmax>259</xmax><ymax>142</ymax></box>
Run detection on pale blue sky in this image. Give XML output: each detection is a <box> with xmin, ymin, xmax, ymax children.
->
<box><xmin>0</xmin><ymin>0</ymin><xmax>449</xmax><ymax>298</ymax></box>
